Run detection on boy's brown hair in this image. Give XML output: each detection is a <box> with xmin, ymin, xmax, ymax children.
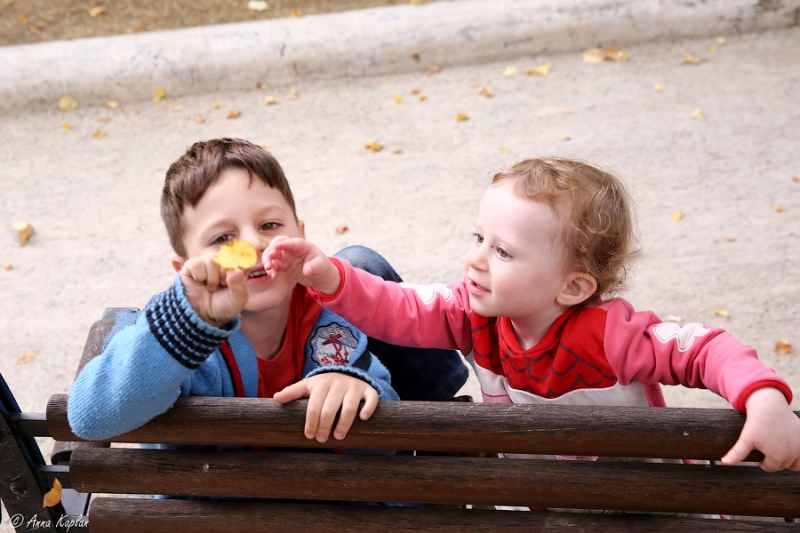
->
<box><xmin>161</xmin><ymin>138</ymin><xmax>297</xmax><ymax>257</ymax></box>
<box><xmin>492</xmin><ymin>157</ymin><xmax>638</xmax><ymax>302</ymax></box>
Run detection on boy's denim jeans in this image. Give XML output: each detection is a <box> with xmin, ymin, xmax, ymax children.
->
<box><xmin>334</xmin><ymin>246</ymin><xmax>469</xmax><ymax>401</ymax></box>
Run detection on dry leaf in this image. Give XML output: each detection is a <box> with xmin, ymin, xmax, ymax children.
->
<box><xmin>247</xmin><ymin>0</ymin><xmax>269</xmax><ymax>11</ymax></box>
<box><xmin>173</xmin><ymin>104</ymin><xmax>184</xmax><ymax>111</ymax></box>
<box><xmin>286</xmin><ymin>88</ymin><xmax>297</xmax><ymax>100</ymax></box>
<box><xmin>214</xmin><ymin>239</ymin><xmax>257</xmax><ymax>270</ymax></box>
<box><xmin>195</xmin><ymin>115</ymin><xmax>206</xmax><ymax>123</ymax></box>
<box><xmin>419</xmin><ymin>94</ymin><xmax>427</xmax><ymax>101</ymax></box>
<box><xmin>214</xmin><ymin>103</ymin><xmax>222</xmax><ymax>109</ymax></box>
<box><xmin>97</xmin><ymin>115</ymin><xmax>111</xmax><ymax>122</ymax></box>
<box><xmin>4</xmin><ymin>264</ymin><xmax>12</xmax><ymax>271</ymax></box>
<box><xmin>682</xmin><ymin>52</ymin><xmax>703</xmax><ymax>65</ymax></box>
<box><xmin>583</xmin><ymin>48</ymin><xmax>606</xmax><ymax>63</ymax></box>
<box><xmin>776</xmin><ymin>339</ymin><xmax>792</xmax><ymax>356</ymax></box>
<box><xmin>664</xmin><ymin>315</ymin><xmax>682</xmax><ymax>323</ymax></box>
<box><xmin>709</xmin><ymin>44</ymin><xmax>718</xmax><ymax>53</ymax></box>
<box><xmin>558</xmin><ymin>134</ymin><xmax>571</xmax><ymax>141</ymax></box>
<box><xmin>775</xmin><ymin>204</ymin><xmax>786</xmax><ymax>212</ymax></box>
<box><xmin>17</xmin><ymin>350</ymin><xmax>39</xmax><ymax>364</ymax></box>
<box><xmin>58</xmin><ymin>95</ymin><xmax>78</xmax><ymax>112</ymax></box>
<box><xmin>290</xmin><ymin>10</ymin><xmax>302</xmax><ymax>17</ymax></box>
<box><xmin>714</xmin><ymin>309</ymin><xmax>730</xmax><ymax>318</ymax></box>
<box><xmin>793</xmin><ymin>175</ymin><xmax>799</xmax><ymax>182</ymax></box>
<box><xmin>428</xmin><ymin>65</ymin><xmax>442</xmax><ymax>74</ymax></box>
<box><xmin>691</xmin><ymin>108</ymin><xmax>704</xmax><ymax>119</ymax></box>
<box><xmin>87</xmin><ymin>5</ymin><xmax>106</xmax><ymax>17</ymax></box>
<box><xmin>263</xmin><ymin>95</ymin><xmax>279</xmax><ymax>105</ymax></box>
<box><xmin>455</xmin><ymin>112</ymin><xmax>470</xmax><ymax>121</ymax></box>
<box><xmin>671</xmin><ymin>210</ymin><xmax>683</xmax><ymax>221</ymax></box>
<box><xmin>501</xmin><ymin>147</ymin><xmax>511</xmax><ymax>154</ymax></box>
<box><xmin>726</xmin><ymin>236</ymin><xmax>737</xmax><ymax>242</ymax></box>
<box><xmin>13</xmin><ymin>221</ymin><xmax>34</xmax><ymax>246</ymax></box>
<box><xmin>61</xmin><ymin>123</ymin><xmax>70</xmax><ymax>130</ymax></box>
<box><xmin>409</xmin><ymin>0</ymin><xmax>421</xmax><ymax>3</ymax></box>
<box><xmin>411</xmin><ymin>53</ymin><xmax>420</xmax><ymax>62</ymax></box>
<box><xmin>717</xmin><ymin>37</ymin><xmax>726</xmax><ymax>45</ymax></box>
<box><xmin>336</xmin><ymin>225</ymin><xmax>349</xmax><ymax>234</ymax></box>
<box><xmin>105</xmin><ymin>101</ymin><xmax>119</xmax><ymax>110</ymax></box>
<box><xmin>18</xmin><ymin>13</ymin><xmax>28</xmax><ymax>23</ymax></box>
<box><xmin>525</xmin><ymin>63</ymin><xmax>550</xmax><ymax>76</ymax></box>
<box><xmin>92</xmin><ymin>130</ymin><xmax>106</xmax><ymax>138</ymax></box>
<box><xmin>152</xmin><ymin>88</ymin><xmax>166</xmax><ymax>103</ymax></box>
<box><xmin>260</xmin><ymin>144</ymin><xmax>270</xmax><ymax>151</ymax></box>
<box><xmin>563</xmin><ymin>108</ymin><xmax>573</xmax><ymax>115</ymax></box>
<box><xmin>604</xmin><ymin>46</ymin><xmax>630</xmax><ymax>62</ymax></box>
<box><xmin>392</xmin><ymin>148</ymin><xmax>402</xmax><ymax>154</ymax></box>
<box><xmin>654</xmin><ymin>84</ymin><xmax>664</xmax><ymax>93</ymax></box>
<box><xmin>410</xmin><ymin>88</ymin><xmax>420</xmax><ymax>95</ymax></box>
<box><xmin>478</xmin><ymin>86</ymin><xmax>493</xmax><ymax>97</ymax></box>
<box><xmin>364</xmin><ymin>141</ymin><xmax>383</xmax><ymax>152</ymax></box>
<box><xmin>227</xmin><ymin>110</ymin><xmax>241</xmax><ymax>119</ymax></box>
<box><xmin>394</xmin><ymin>94</ymin><xmax>403</xmax><ymax>104</ymax></box>
<box><xmin>43</xmin><ymin>479</ymin><xmax>62</xmax><ymax>507</ymax></box>
<box><xmin>501</xmin><ymin>66</ymin><xmax>518</xmax><ymax>77</ymax></box>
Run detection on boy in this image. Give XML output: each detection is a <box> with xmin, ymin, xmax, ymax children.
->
<box><xmin>68</xmin><ymin>138</ymin><xmax>466</xmax><ymax>443</ymax></box>
<box><xmin>266</xmin><ymin>157</ymin><xmax>800</xmax><ymax>472</ymax></box>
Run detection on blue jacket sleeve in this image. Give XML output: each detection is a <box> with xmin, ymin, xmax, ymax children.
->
<box><xmin>301</xmin><ymin>309</ymin><xmax>400</xmax><ymax>401</ymax></box>
<box><xmin>67</xmin><ymin>276</ymin><xmax>240</xmax><ymax>440</ymax></box>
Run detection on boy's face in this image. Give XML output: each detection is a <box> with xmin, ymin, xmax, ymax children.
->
<box><xmin>178</xmin><ymin>167</ymin><xmax>304</xmax><ymax>315</ymax></box>
<box><xmin>463</xmin><ymin>180</ymin><xmax>572</xmax><ymax>339</ymax></box>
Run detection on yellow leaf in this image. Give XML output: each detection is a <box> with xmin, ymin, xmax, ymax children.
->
<box><xmin>525</xmin><ymin>63</ymin><xmax>551</xmax><ymax>76</ymax></box>
<box><xmin>428</xmin><ymin>66</ymin><xmax>442</xmax><ymax>74</ymax></box>
<box><xmin>364</xmin><ymin>141</ymin><xmax>384</xmax><ymax>152</ymax></box>
<box><xmin>604</xmin><ymin>47</ymin><xmax>630</xmax><ymax>62</ymax></box>
<box><xmin>714</xmin><ymin>309</ymin><xmax>730</xmax><ymax>318</ymax></box>
<box><xmin>558</xmin><ymin>134</ymin><xmax>571</xmax><ymax>141</ymax></box>
<box><xmin>793</xmin><ymin>175</ymin><xmax>800</xmax><ymax>183</ymax></box>
<box><xmin>17</xmin><ymin>350</ymin><xmax>39</xmax><ymax>364</ymax></box>
<box><xmin>195</xmin><ymin>115</ymin><xmax>206</xmax><ymax>123</ymax></box>
<box><xmin>562</xmin><ymin>108</ymin><xmax>573</xmax><ymax>115</ymax></box>
<box><xmin>409</xmin><ymin>0</ymin><xmax>421</xmax><ymax>3</ymax></box>
<box><xmin>709</xmin><ymin>44</ymin><xmax>717</xmax><ymax>53</ymax></box>
<box><xmin>43</xmin><ymin>479</ymin><xmax>62</xmax><ymax>507</ymax></box>
<box><xmin>58</xmin><ymin>95</ymin><xmax>78</xmax><ymax>112</ymax></box>
<box><xmin>394</xmin><ymin>94</ymin><xmax>403</xmax><ymax>104</ymax></box>
<box><xmin>61</xmin><ymin>123</ymin><xmax>70</xmax><ymax>130</ymax></box>
<box><xmin>691</xmin><ymin>108</ymin><xmax>704</xmax><ymax>120</ymax></box>
<box><xmin>247</xmin><ymin>0</ymin><xmax>269</xmax><ymax>11</ymax></box>
<box><xmin>671</xmin><ymin>210</ymin><xmax>683</xmax><ymax>221</ymax></box>
<box><xmin>152</xmin><ymin>88</ymin><xmax>166</xmax><ymax>103</ymax></box>
<box><xmin>260</xmin><ymin>144</ymin><xmax>270</xmax><ymax>151</ymax></box>
<box><xmin>776</xmin><ymin>339</ymin><xmax>793</xmax><ymax>356</ymax></box>
<box><xmin>654</xmin><ymin>84</ymin><xmax>664</xmax><ymax>93</ymax></box>
<box><xmin>501</xmin><ymin>66</ymin><xmax>518</xmax><ymax>77</ymax></box>
<box><xmin>682</xmin><ymin>52</ymin><xmax>703</xmax><ymax>64</ymax></box>
<box><xmin>4</xmin><ymin>264</ymin><xmax>11</xmax><ymax>271</ymax></box>
<box><xmin>455</xmin><ymin>112</ymin><xmax>470</xmax><ymax>121</ymax></box>
<box><xmin>478</xmin><ymin>86</ymin><xmax>493</xmax><ymax>97</ymax></box>
<box><xmin>286</xmin><ymin>88</ymin><xmax>297</xmax><ymax>100</ymax></box>
<box><xmin>501</xmin><ymin>147</ymin><xmax>511</xmax><ymax>154</ymax></box>
<box><xmin>290</xmin><ymin>10</ymin><xmax>302</xmax><ymax>17</ymax></box>
<box><xmin>410</xmin><ymin>88</ymin><xmax>420</xmax><ymax>95</ymax></box>
<box><xmin>227</xmin><ymin>110</ymin><xmax>241</xmax><ymax>119</ymax></box>
<box><xmin>87</xmin><ymin>6</ymin><xmax>106</xmax><ymax>17</ymax></box>
<box><xmin>717</xmin><ymin>37</ymin><xmax>726</xmax><ymax>45</ymax></box>
<box><xmin>173</xmin><ymin>104</ymin><xmax>184</xmax><ymax>111</ymax></box>
<box><xmin>105</xmin><ymin>101</ymin><xmax>119</xmax><ymax>110</ymax></box>
<box><xmin>215</xmin><ymin>103</ymin><xmax>222</xmax><ymax>109</ymax></box>
<box><xmin>419</xmin><ymin>94</ymin><xmax>427</xmax><ymax>101</ymax></box>
<box><xmin>583</xmin><ymin>48</ymin><xmax>606</xmax><ymax>64</ymax></box>
<box><xmin>775</xmin><ymin>204</ymin><xmax>786</xmax><ymax>212</ymax></box>
<box><xmin>93</xmin><ymin>129</ymin><xmax>106</xmax><ymax>138</ymax></box>
<box><xmin>263</xmin><ymin>95</ymin><xmax>279</xmax><ymax>105</ymax></box>
<box><xmin>19</xmin><ymin>13</ymin><xmax>28</xmax><ymax>23</ymax></box>
<box><xmin>214</xmin><ymin>239</ymin><xmax>257</xmax><ymax>270</ymax></box>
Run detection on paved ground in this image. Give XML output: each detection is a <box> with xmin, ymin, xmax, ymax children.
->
<box><xmin>1</xmin><ymin>13</ymin><xmax>799</xmax><ymax>529</ymax></box>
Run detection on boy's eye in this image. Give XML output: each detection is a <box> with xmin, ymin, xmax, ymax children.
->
<box><xmin>213</xmin><ymin>234</ymin><xmax>234</xmax><ymax>245</ymax></box>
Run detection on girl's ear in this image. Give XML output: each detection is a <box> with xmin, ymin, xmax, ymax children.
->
<box><xmin>297</xmin><ymin>219</ymin><xmax>306</xmax><ymax>239</ymax></box>
<box><xmin>556</xmin><ymin>272</ymin><xmax>598</xmax><ymax>307</ymax></box>
<box><xmin>171</xmin><ymin>255</ymin><xmax>185</xmax><ymax>273</ymax></box>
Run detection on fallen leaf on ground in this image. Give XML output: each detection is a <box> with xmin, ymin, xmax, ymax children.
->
<box><xmin>501</xmin><ymin>66</ymin><xmax>518</xmax><ymax>77</ymax></box>
<box><xmin>726</xmin><ymin>236</ymin><xmax>737</xmax><ymax>242</ymax></box>
<box><xmin>583</xmin><ymin>48</ymin><xmax>606</xmax><ymax>63</ymax></box>
<box><xmin>93</xmin><ymin>130</ymin><xmax>106</xmax><ymax>138</ymax></box>
<box><xmin>17</xmin><ymin>350</ymin><xmax>39</xmax><ymax>364</ymax></box>
<box><xmin>286</xmin><ymin>88</ymin><xmax>297</xmax><ymax>100</ymax></box>
<box><xmin>478</xmin><ymin>86</ymin><xmax>493</xmax><ymax>97</ymax></box>
<box><xmin>152</xmin><ymin>88</ymin><xmax>166</xmax><ymax>103</ymax></box>
<box><xmin>336</xmin><ymin>225</ymin><xmax>349</xmax><ymax>234</ymax></box>
<box><xmin>604</xmin><ymin>46</ymin><xmax>630</xmax><ymax>62</ymax></box>
<box><xmin>227</xmin><ymin>110</ymin><xmax>241</xmax><ymax>119</ymax></box>
<box><xmin>13</xmin><ymin>221</ymin><xmax>34</xmax><ymax>246</ymax></box>
<box><xmin>714</xmin><ymin>309</ymin><xmax>730</xmax><ymax>318</ymax></box>
<box><xmin>87</xmin><ymin>6</ymin><xmax>106</xmax><ymax>17</ymax></box>
<box><xmin>717</xmin><ymin>37</ymin><xmax>726</xmax><ymax>45</ymax></box>
<box><xmin>776</xmin><ymin>339</ymin><xmax>792</xmax><ymax>356</ymax></box>
<box><xmin>364</xmin><ymin>141</ymin><xmax>383</xmax><ymax>152</ymax></box>
<box><xmin>558</xmin><ymin>134</ymin><xmax>571</xmax><ymax>141</ymax></box>
<box><xmin>409</xmin><ymin>0</ymin><xmax>421</xmax><ymax>3</ymax></box>
<box><xmin>263</xmin><ymin>95</ymin><xmax>279</xmax><ymax>105</ymax></box>
<box><xmin>456</xmin><ymin>112</ymin><xmax>470</xmax><ymax>121</ymax></box>
<box><xmin>290</xmin><ymin>10</ymin><xmax>302</xmax><ymax>17</ymax></box>
<box><xmin>419</xmin><ymin>94</ymin><xmax>427</xmax><ymax>101</ymax></box>
<box><xmin>260</xmin><ymin>144</ymin><xmax>270</xmax><ymax>151</ymax></box>
<box><xmin>410</xmin><ymin>88</ymin><xmax>420</xmax><ymax>95</ymax></box>
<box><xmin>525</xmin><ymin>63</ymin><xmax>550</xmax><ymax>76</ymax></box>
<box><xmin>247</xmin><ymin>0</ymin><xmax>269</xmax><ymax>11</ymax></box>
<box><xmin>4</xmin><ymin>264</ymin><xmax>11</xmax><ymax>271</ymax></box>
<box><xmin>501</xmin><ymin>147</ymin><xmax>511</xmax><ymax>154</ymax></box>
<box><xmin>195</xmin><ymin>115</ymin><xmax>206</xmax><ymax>123</ymax></box>
<box><xmin>394</xmin><ymin>94</ymin><xmax>403</xmax><ymax>104</ymax></box>
<box><xmin>709</xmin><ymin>44</ymin><xmax>718</xmax><ymax>53</ymax></box>
<box><xmin>682</xmin><ymin>52</ymin><xmax>704</xmax><ymax>64</ymax></box>
<box><xmin>61</xmin><ymin>123</ymin><xmax>70</xmax><ymax>130</ymax></box>
<box><xmin>793</xmin><ymin>175</ymin><xmax>799</xmax><ymax>182</ymax></box>
<box><xmin>58</xmin><ymin>95</ymin><xmax>78</xmax><ymax>112</ymax></box>
<box><xmin>18</xmin><ymin>13</ymin><xmax>28</xmax><ymax>23</ymax></box>
<box><xmin>671</xmin><ymin>210</ymin><xmax>683</xmax><ymax>221</ymax></box>
<box><xmin>173</xmin><ymin>104</ymin><xmax>184</xmax><ymax>111</ymax></box>
<box><xmin>691</xmin><ymin>108</ymin><xmax>704</xmax><ymax>119</ymax></box>
<box><xmin>428</xmin><ymin>66</ymin><xmax>442</xmax><ymax>74</ymax></box>
<box><xmin>214</xmin><ymin>239</ymin><xmax>257</xmax><ymax>270</ymax></box>
<box><xmin>43</xmin><ymin>479</ymin><xmax>62</xmax><ymax>507</ymax></box>
<box><xmin>654</xmin><ymin>84</ymin><xmax>664</xmax><ymax>92</ymax></box>
<box><xmin>664</xmin><ymin>315</ymin><xmax>682</xmax><ymax>323</ymax></box>
<box><xmin>775</xmin><ymin>204</ymin><xmax>786</xmax><ymax>212</ymax></box>
<box><xmin>105</xmin><ymin>101</ymin><xmax>119</xmax><ymax>110</ymax></box>
<box><xmin>563</xmin><ymin>109</ymin><xmax>573</xmax><ymax>115</ymax></box>
<box><xmin>392</xmin><ymin>148</ymin><xmax>402</xmax><ymax>154</ymax></box>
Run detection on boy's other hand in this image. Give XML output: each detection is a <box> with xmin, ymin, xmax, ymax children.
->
<box><xmin>273</xmin><ymin>372</ymin><xmax>379</xmax><ymax>443</ymax></box>
<box><xmin>180</xmin><ymin>253</ymin><xmax>249</xmax><ymax>327</ymax></box>
<box><xmin>264</xmin><ymin>236</ymin><xmax>341</xmax><ymax>294</ymax></box>
<box><xmin>721</xmin><ymin>387</ymin><xmax>800</xmax><ymax>472</ymax></box>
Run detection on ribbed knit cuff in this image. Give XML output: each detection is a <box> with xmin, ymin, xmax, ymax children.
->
<box><xmin>145</xmin><ymin>276</ymin><xmax>239</xmax><ymax>369</ymax></box>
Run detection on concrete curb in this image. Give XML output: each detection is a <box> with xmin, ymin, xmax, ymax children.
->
<box><xmin>0</xmin><ymin>0</ymin><xmax>798</xmax><ymax>115</ymax></box>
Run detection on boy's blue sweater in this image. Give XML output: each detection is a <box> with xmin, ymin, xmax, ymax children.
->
<box><xmin>68</xmin><ymin>276</ymin><xmax>399</xmax><ymax>440</ymax></box>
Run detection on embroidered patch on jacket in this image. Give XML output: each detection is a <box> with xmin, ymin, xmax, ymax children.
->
<box><xmin>310</xmin><ymin>323</ymin><xmax>360</xmax><ymax>366</ymax></box>
<box><xmin>398</xmin><ymin>282</ymin><xmax>452</xmax><ymax>304</ymax></box>
<box><xmin>652</xmin><ymin>322</ymin><xmax>710</xmax><ymax>352</ymax></box>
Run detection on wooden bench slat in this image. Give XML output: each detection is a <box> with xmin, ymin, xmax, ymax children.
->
<box><xmin>70</xmin><ymin>448</ymin><xmax>800</xmax><ymax>517</ymax></box>
<box><xmin>47</xmin><ymin>394</ymin><xmax>776</xmax><ymax>461</ymax></box>
<box><xmin>88</xmin><ymin>499</ymin><xmax>796</xmax><ymax>533</ymax></box>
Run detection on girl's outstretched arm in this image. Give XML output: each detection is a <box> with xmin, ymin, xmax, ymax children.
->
<box><xmin>264</xmin><ymin>236</ymin><xmax>341</xmax><ymax>294</ymax></box>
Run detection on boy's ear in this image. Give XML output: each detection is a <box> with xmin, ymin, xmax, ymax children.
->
<box><xmin>297</xmin><ymin>219</ymin><xmax>305</xmax><ymax>239</ymax></box>
<box><xmin>556</xmin><ymin>272</ymin><xmax>597</xmax><ymax>307</ymax></box>
<box><xmin>171</xmin><ymin>255</ymin><xmax>185</xmax><ymax>273</ymax></box>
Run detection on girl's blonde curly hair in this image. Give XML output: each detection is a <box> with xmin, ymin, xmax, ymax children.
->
<box><xmin>492</xmin><ymin>157</ymin><xmax>638</xmax><ymax>302</ymax></box>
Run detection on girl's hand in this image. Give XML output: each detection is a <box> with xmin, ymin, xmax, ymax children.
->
<box><xmin>264</xmin><ymin>236</ymin><xmax>341</xmax><ymax>295</ymax></box>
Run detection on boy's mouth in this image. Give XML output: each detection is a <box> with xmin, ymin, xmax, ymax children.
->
<box><xmin>248</xmin><ymin>267</ymin><xmax>268</xmax><ymax>279</ymax></box>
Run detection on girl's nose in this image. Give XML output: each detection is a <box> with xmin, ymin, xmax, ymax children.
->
<box><xmin>465</xmin><ymin>242</ymin><xmax>488</xmax><ymax>271</ymax></box>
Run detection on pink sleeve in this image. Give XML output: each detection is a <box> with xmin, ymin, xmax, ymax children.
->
<box><xmin>600</xmin><ymin>299</ymin><xmax>792</xmax><ymax>412</ymax></box>
<box><xmin>308</xmin><ymin>258</ymin><xmax>475</xmax><ymax>354</ymax></box>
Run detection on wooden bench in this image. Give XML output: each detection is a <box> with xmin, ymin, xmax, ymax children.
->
<box><xmin>4</xmin><ymin>310</ymin><xmax>800</xmax><ymax>533</ymax></box>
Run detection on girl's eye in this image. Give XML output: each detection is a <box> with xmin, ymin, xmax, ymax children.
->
<box><xmin>213</xmin><ymin>234</ymin><xmax>234</xmax><ymax>245</ymax></box>
<box><xmin>497</xmin><ymin>248</ymin><xmax>511</xmax><ymax>259</ymax></box>
<box><xmin>473</xmin><ymin>232</ymin><xmax>484</xmax><ymax>244</ymax></box>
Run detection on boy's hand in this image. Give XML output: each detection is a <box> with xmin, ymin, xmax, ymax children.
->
<box><xmin>180</xmin><ymin>253</ymin><xmax>249</xmax><ymax>327</ymax></box>
<box><xmin>721</xmin><ymin>387</ymin><xmax>800</xmax><ymax>472</ymax></box>
<box><xmin>273</xmin><ymin>372</ymin><xmax>379</xmax><ymax>443</ymax></box>
<box><xmin>264</xmin><ymin>236</ymin><xmax>341</xmax><ymax>295</ymax></box>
